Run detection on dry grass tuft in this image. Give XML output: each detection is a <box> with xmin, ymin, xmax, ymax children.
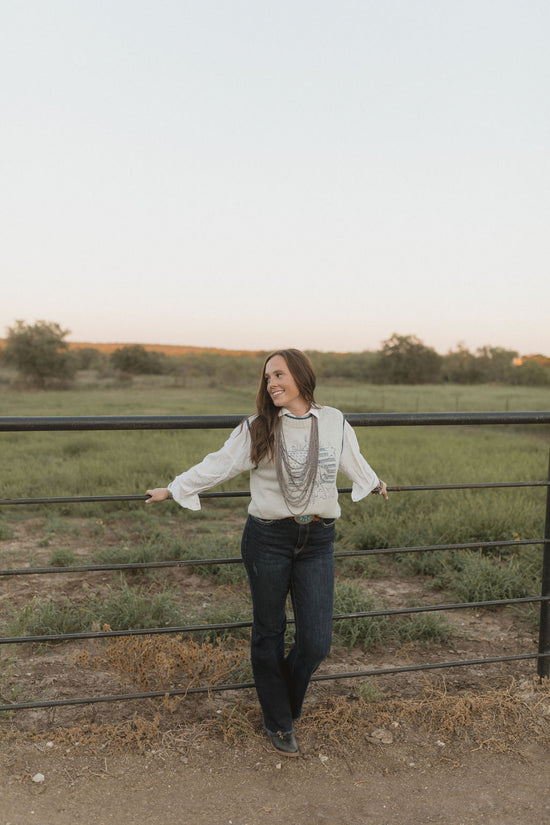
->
<box><xmin>75</xmin><ymin>628</ymin><xmax>247</xmax><ymax>694</ymax></box>
<box><xmin>214</xmin><ymin>700</ymin><xmax>261</xmax><ymax>746</ymax></box>
<box><xmin>50</xmin><ymin>715</ymin><xmax>162</xmax><ymax>754</ymax></box>
<box><xmin>396</xmin><ymin>676</ymin><xmax>550</xmax><ymax>754</ymax></box>
<box><xmin>5</xmin><ymin>635</ymin><xmax>549</xmax><ymax>760</ymax></box>
<box><xmin>293</xmin><ymin>677</ymin><xmax>550</xmax><ymax>756</ymax></box>
<box><xmin>201</xmin><ymin>677</ymin><xmax>550</xmax><ymax>758</ymax></box>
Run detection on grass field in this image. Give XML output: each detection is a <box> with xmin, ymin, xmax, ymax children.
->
<box><xmin>0</xmin><ymin>379</ymin><xmax>548</xmax><ymax>653</ymax></box>
<box><xmin>2</xmin><ymin>375</ymin><xmax>550</xmax><ymax>415</ymax></box>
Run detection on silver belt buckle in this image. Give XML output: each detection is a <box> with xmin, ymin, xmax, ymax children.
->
<box><xmin>294</xmin><ymin>514</ymin><xmax>314</xmax><ymax>524</ymax></box>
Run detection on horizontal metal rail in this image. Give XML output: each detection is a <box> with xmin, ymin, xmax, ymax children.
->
<box><xmin>0</xmin><ymin>538</ymin><xmax>546</xmax><ymax>578</ymax></box>
<box><xmin>1</xmin><ymin>480</ymin><xmax>548</xmax><ymax>507</ymax></box>
<box><xmin>1</xmin><ymin>410</ymin><xmax>550</xmax><ymax>432</ymax></box>
<box><xmin>1</xmin><ymin>652</ymin><xmax>548</xmax><ymax>713</ymax></box>
<box><xmin>2</xmin><ymin>595</ymin><xmax>549</xmax><ymax>646</ymax></box>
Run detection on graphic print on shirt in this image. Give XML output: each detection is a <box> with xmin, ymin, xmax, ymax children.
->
<box><xmin>283</xmin><ymin>440</ymin><xmax>338</xmax><ymax>501</ymax></box>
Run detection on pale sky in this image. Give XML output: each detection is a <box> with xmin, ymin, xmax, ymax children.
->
<box><xmin>2</xmin><ymin>1</ymin><xmax>548</xmax><ymax>355</ymax></box>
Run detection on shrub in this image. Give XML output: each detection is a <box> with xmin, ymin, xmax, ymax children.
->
<box><xmin>433</xmin><ymin>551</ymin><xmax>535</xmax><ymax>603</ymax></box>
<box><xmin>4</xmin><ymin>320</ymin><xmax>76</xmax><ymax>388</ymax></box>
<box><xmin>6</xmin><ymin>597</ymin><xmax>88</xmax><ymax>637</ymax></box>
<box><xmin>48</xmin><ymin>547</ymin><xmax>77</xmax><ymax>567</ymax></box>
<box><xmin>94</xmin><ymin>584</ymin><xmax>184</xmax><ymax>630</ymax></box>
<box><xmin>110</xmin><ymin>345</ymin><xmax>166</xmax><ymax>375</ymax></box>
<box><xmin>394</xmin><ymin>611</ymin><xmax>452</xmax><ymax>644</ymax></box>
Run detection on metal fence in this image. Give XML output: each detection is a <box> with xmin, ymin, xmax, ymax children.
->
<box><xmin>1</xmin><ymin>411</ymin><xmax>549</xmax><ymax>713</ymax></box>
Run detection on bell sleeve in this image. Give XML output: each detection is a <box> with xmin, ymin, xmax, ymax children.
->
<box><xmin>167</xmin><ymin>421</ymin><xmax>253</xmax><ymax>510</ymax></box>
<box><xmin>338</xmin><ymin>420</ymin><xmax>380</xmax><ymax>502</ymax></box>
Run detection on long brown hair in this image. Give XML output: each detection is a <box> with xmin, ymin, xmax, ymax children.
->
<box><xmin>249</xmin><ymin>349</ymin><xmax>317</xmax><ymax>465</ymax></box>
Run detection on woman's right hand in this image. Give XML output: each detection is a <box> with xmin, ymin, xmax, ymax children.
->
<box><xmin>145</xmin><ymin>487</ymin><xmax>171</xmax><ymax>503</ymax></box>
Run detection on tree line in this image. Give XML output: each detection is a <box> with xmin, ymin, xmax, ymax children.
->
<box><xmin>2</xmin><ymin>320</ymin><xmax>549</xmax><ymax>389</ymax></box>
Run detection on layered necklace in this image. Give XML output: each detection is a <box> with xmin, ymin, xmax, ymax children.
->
<box><xmin>274</xmin><ymin>414</ymin><xmax>319</xmax><ymax>515</ymax></box>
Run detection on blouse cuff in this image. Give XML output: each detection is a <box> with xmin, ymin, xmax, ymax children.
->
<box><xmin>167</xmin><ymin>483</ymin><xmax>202</xmax><ymax>511</ymax></box>
<box><xmin>350</xmin><ymin>477</ymin><xmax>379</xmax><ymax>502</ymax></box>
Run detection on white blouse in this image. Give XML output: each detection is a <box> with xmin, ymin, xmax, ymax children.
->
<box><xmin>167</xmin><ymin>406</ymin><xmax>380</xmax><ymax>519</ymax></box>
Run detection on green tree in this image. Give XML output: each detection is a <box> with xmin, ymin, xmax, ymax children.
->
<box><xmin>442</xmin><ymin>343</ymin><xmax>482</xmax><ymax>383</ymax></box>
<box><xmin>72</xmin><ymin>346</ymin><xmax>107</xmax><ymax>371</ymax></box>
<box><xmin>512</xmin><ymin>359</ymin><xmax>550</xmax><ymax>386</ymax></box>
<box><xmin>110</xmin><ymin>344</ymin><xmax>166</xmax><ymax>374</ymax></box>
<box><xmin>308</xmin><ymin>350</ymin><xmax>378</xmax><ymax>382</ymax></box>
<box><xmin>5</xmin><ymin>320</ymin><xmax>76</xmax><ymax>388</ymax></box>
<box><xmin>474</xmin><ymin>346</ymin><xmax>518</xmax><ymax>383</ymax></box>
<box><xmin>373</xmin><ymin>334</ymin><xmax>442</xmax><ymax>384</ymax></box>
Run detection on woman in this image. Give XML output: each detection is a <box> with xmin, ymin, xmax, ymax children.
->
<box><xmin>146</xmin><ymin>349</ymin><xmax>387</xmax><ymax>757</ymax></box>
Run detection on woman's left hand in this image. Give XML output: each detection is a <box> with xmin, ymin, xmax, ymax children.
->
<box><xmin>373</xmin><ymin>480</ymin><xmax>389</xmax><ymax>500</ymax></box>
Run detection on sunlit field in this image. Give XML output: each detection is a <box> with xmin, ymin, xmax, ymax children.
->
<box><xmin>0</xmin><ymin>378</ymin><xmax>548</xmax><ymax>520</ymax></box>
<box><xmin>0</xmin><ymin>378</ymin><xmax>548</xmax><ymax>645</ymax></box>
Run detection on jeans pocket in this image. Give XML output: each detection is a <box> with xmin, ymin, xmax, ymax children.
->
<box><xmin>321</xmin><ymin>518</ymin><xmax>336</xmax><ymax>529</ymax></box>
<box><xmin>250</xmin><ymin>516</ymin><xmax>277</xmax><ymax>526</ymax></box>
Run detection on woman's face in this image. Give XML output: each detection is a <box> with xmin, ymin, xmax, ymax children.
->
<box><xmin>264</xmin><ymin>355</ymin><xmax>308</xmax><ymax>416</ymax></box>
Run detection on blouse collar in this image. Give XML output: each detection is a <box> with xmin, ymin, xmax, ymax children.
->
<box><xmin>278</xmin><ymin>406</ymin><xmax>320</xmax><ymax>420</ymax></box>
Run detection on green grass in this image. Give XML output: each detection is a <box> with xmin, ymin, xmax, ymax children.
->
<box><xmin>426</xmin><ymin>546</ymin><xmax>543</xmax><ymax>603</ymax></box>
<box><xmin>0</xmin><ymin>653</ymin><xmax>26</xmax><ymax>711</ymax></box>
<box><xmin>354</xmin><ymin>681</ymin><xmax>386</xmax><ymax>702</ymax></box>
<box><xmin>90</xmin><ymin>531</ymin><xmax>245</xmax><ymax>584</ymax></box>
<box><xmin>0</xmin><ymin>380</ymin><xmax>547</xmax><ymax>655</ymax></box>
<box><xmin>96</xmin><ymin>583</ymin><xmax>184</xmax><ymax>630</ymax></box>
<box><xmin>0</xmin><ymin>383</ymin><xmax>547</xmax><ymax>507</ymax></box>
<box><xmin>48</xmin><ymin>547</ymin><xmax>77</xmax><ymax>567</ymax></box>
<box><xmin>3</xmin><ymin>577</ymin><xmax>253</xmax><ymax>646</ymax></box>
<box><xmin>0</xmin><ymin>519</ymin><xmax>14</xmax><ymax>541</ymax></box>
<box><xmin>332</xmin><ymin>581</ymin><xmax>390</xmax><ymax>649</ymax></box>
<box><xmin>6</xmin><ymin>596</ymin><xmax>91</xmax><ymax>638</ymax></box>
<box><xmin>339</xmin><ymin>487</ymin><xmax>545</xmax><ymax>556</ymax></box>
<box><xmin>193</xmin><ymin>596</ymin><xmax>252</xmax><ymax>644</ymax></box>
<box><xmin>332</xmin><ymin>581</ymin><xmax>453</xmax><ymax>651</ymax></box>
<box><xmin>394</xmin><ymin>612</ymin><xmax>453</xmax><ymax>645</ymax></box>
<box><xmin>4</xmin><ymin>582</ymin><xmax>187</xmax><ymax>638</ymax></box>
<box><xmin>1</xmin><ymin>377</ymin><xmax>549</xmax><ymax>417</ymax></box>
<box><xmin>320</xmin><ymin>382</ymin><xmax>550</xmax><ymax>414</ymax></box>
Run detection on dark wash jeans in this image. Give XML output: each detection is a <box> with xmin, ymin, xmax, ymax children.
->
<box><xmin>241</xmin><ymin>515</ymin><xmax>335</xmax><ymax>736</ymax></box>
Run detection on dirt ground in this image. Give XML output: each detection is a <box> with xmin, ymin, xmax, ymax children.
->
<box><xmin>1</xmin><ymin>518</ymin><xmax>549</xmax><ymax>824</ymax></box>
<box><xmin>2</xmin><ymin>648</ymin><xmax>549</xmax><ymax>824</ymax></box>
<box><xmin>2</xmin><ymin>715</ymin><xmax>550</xmax><ymax>825</ymax></box>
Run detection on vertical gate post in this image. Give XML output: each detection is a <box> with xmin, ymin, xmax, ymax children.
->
<box><xmin>537</xmin><ymin>448</ymin><xmax>550</xmax><ymax>680</ymax></box>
